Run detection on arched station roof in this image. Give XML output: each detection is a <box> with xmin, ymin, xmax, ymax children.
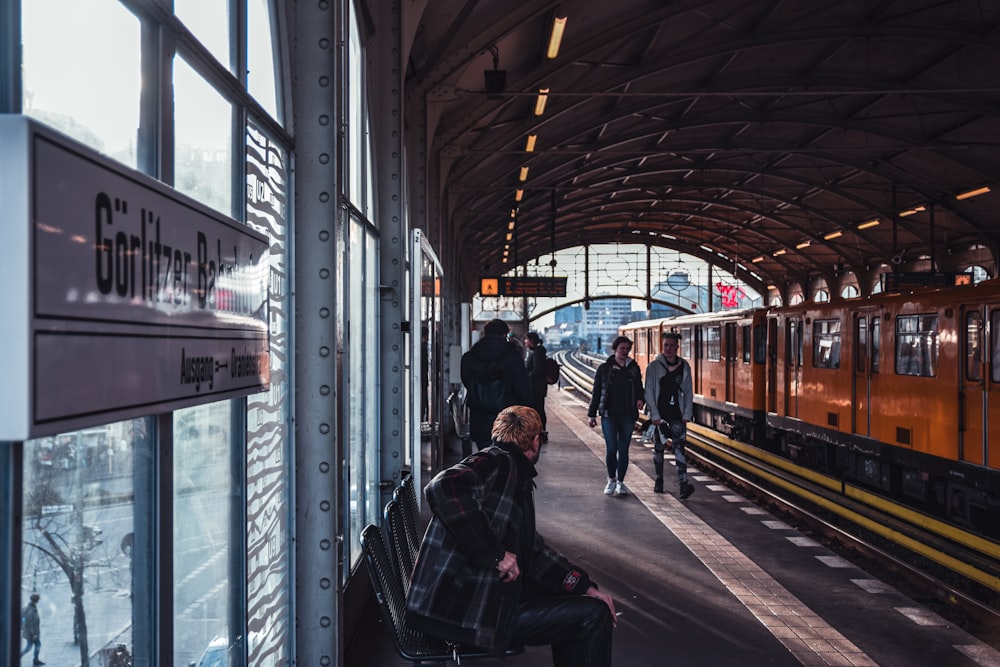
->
<box><xmin>402</xmin><ymin>1</ymin><xmax>1000</xmax><ymax>299</ymax></box>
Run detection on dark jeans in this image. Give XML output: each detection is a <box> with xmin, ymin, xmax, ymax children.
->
<box><xmin>601</xmin><ymin>416</ymin><xmax>634</xmax><ymax>481</ymax></box>
<box><xmin>654</xmin><ymin>420</ymin><xmax>688</xmax><ymax>485</ymax></box>
<box><xmin>509</xmin><ymin>595</ymin><xmax>613</xmax><ymax>667</ymax></box>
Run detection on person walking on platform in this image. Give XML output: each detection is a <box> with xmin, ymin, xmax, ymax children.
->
<box><xmin>21</xmin><ymin>592</ymin><xmax>43</xmax><ymax>665</ymax></box>
<box><xmin>523</xmin><ymin>331</ymin><xmax>549</xmax><ymax>442</ymax></box>
<box><xmin>644</xmin><ymin>332</ymin><xmax>695</xmax><ymax>498</ymax></box>
<box><xmin>588</xmin><ymin>336</ymin><xmax>644</xmax><ymax>497</ymax></box>
<box><xmin>406</xmin><ymin>405</ymin><xmax>617</xmax><ymax>666</ymax></box>
<box><xmin>461</xmin><ymin>319</ymin><xmax>531</xmax><ymax>456</ymax></box>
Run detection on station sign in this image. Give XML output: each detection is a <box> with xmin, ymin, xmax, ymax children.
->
<box><xmin>480</xmin><ymin>276</ymin><xmax>567</xmax><ymax>297</ymax></box>
<box><xmin>0</xmin><ymin>116</ymin><xmax>270</xmax><ymax>440</ymax></box>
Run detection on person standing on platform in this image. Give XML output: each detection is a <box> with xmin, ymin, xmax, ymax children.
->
<box><xmin>461</xmin><ymin>319</ymin><xmax>531</xmax><ymax>456</ymax></box>
<box><xmin>406</xmin><ymin>405</ymin><xmax>617</xmax><ymax>666</ymax></box>
<box><xmin>523</xmin><ymin>331</ymin><xmax>549</xmax><ymax>442</ymax></box>
<box><xmin>644</xmin><ymin>332</ymin><xmax>695</xmax><ymax>498</ymax></box>
<box><xmin>21</xmin><ymin>592</ymin><xmax>43</xmax><ymax>665</ymax></box>
<box><xmin>587</xmin><ymin>336</ymin><xmax>644</xmax><ymax>497</ymax></box>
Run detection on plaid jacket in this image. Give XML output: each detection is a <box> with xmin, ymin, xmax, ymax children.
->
<box><xmin>405</xmin><ymin>442</ymin><xmax>594</xmax><ymax>652</ymax></box>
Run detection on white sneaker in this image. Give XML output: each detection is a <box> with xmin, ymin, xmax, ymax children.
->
<box><xmin>604</xmin><ymin>478</ymin><xmax>616</xmax><ymax>495</ymax></box>
<box><xmin>615</xmin><ymin>481</ymin><xmax>629</xmax><ymax>496</ymax></box>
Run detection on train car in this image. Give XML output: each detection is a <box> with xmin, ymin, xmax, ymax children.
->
<box><xmin>623</xmin><ymin>280</ymin><xmax>1000</xmax><ymax>539</ymax></box>
<box><xmin>766</xmin><ymin>280</ymin><xmax>1000</xmax><ymax>535</ymax></box>
<box><xmin>621</xmin><ymin>308</ymin><xmax>768</xmax><ymax>443</ymax></box>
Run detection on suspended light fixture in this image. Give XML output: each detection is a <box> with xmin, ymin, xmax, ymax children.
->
<box><xmin>857</xmin><ymin>219</ymin><xmax>880</xmax><ymax>230</ymax></box>
<box><xmin>534</xmin><ymin>88</ymin><xmax>549</xmax><ymax>116</ymax></box>
<box><xmin>751</xmin><ymin>256</ymin><xmax>765</xmax><ymax>263</ymax></box>
<box><xmin>519</xmin><ymin>166</ymin><xmax>530</xmax><ymax>181</ymax></box>
<box><xmin>899</xmin><ymin>205</ymin><xmax>926</xmax><ymax>217</ymax></box>
<box><xmin>796</xmin><ymin>240</ymin><xmax>811</xmax><ymax>249</ymax></box>
<box><xmin>525</xmin><ymin>134</ymin><xmax>537</xmax><ymax>152</ymax></box>
<box><xmin>773</xmin><ymin>248</ymin><xmax>787</xmax><ymax>256</ymax></box>
<box><xmin>515</xmin><ymin>188</ymin><xmax>524</xmax><ymax>202</ymax></box>
<box><xmin>547</xmin><ymin>12</ymin><xmax>567</xmax><ymax>59</ymax></box>
<box><xmin>956</xmin><ymin>186</ymin><xmax>990</xmax><ymax>200</ymax></box>
<box><xmin>823</xmin><ymin>230</ymin><xmax>843</xmax><ymax>240</ymax></box>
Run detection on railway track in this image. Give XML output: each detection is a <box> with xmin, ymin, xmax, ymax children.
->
<box><xmin>555</xmin><ymin>349</ymin><xmax>1000</xmax><ymax>644</ymax></box>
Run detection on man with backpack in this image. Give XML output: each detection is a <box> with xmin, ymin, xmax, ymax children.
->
<box><xmin>643</xmin><ymin>332</ymin><xmax>695</xmax><ymax>498</ymax></box>
<box><xmin>523</xmin><ymin>331</ymin><xmax>551</xmax><ymax>442</ymax></box>
<box><xmin>461</xmin><ymin>319</ymin><xmax>531</xmax><ymax>456</ymax></box>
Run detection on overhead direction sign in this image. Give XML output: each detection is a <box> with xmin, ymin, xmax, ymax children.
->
<box><xmin>480</xmin><ymin>276</ymin><xmax>567</xmax><ymax>297</ymax></box>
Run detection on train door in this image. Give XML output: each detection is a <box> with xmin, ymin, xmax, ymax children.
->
<box><xmin>852</xmin><ymin>310</ymin><xmax>880</xmax><ymax>436</ymax></box>
<box><xmin>784</xmin><ymin>317</ymin><xmax>802</xmax><ymax>418</ymax></box>
<box><xmin>959</xmin><ymin>304</ymin><xmax>1000</xmax><ymax>467</ymax></box>
<box><xmin>725</xmin><ymin>322</ymin><xmax>738</xmax><ymax>402</ymax></box>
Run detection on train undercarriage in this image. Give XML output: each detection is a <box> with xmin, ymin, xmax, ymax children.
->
<box><xmin>694</xmin><ymin>403</ymin><xmax>1000</xmax><ymax>542</ymax></box>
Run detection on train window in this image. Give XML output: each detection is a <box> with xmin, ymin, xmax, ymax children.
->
<box><xmin>855</xmin><ymin>318</ymin><xmax>867</xmax><ymax>373</ymax></box>
<box><xmin>753</xmin><ymin>324</ymin><xmax>767</xmax><ymax>364</ymax></box>
<box><xmin>705</xmin><ymin>326</ymin><xmax>721</xmax><ymax>361</ymax></box>
<box><xmin>966</xmin><ymin>311</ymin><xmax>982</xmax><ymax>382</ymax></box>
<box><xmin>992</xmin><ymin>311</ymin><xmax>1000</xmax><ymax>383</ymax></box>
<box><xmin>872</xmin><ymin>317</ymin><xmax>881</xmax><ymax>373</ymax></box>
<box><xmin>895</xmin><ymin>314</ymin><xmax>939</xmax><ymax>377</ymax></box>
<box><xmin>788</xmin><ymin>320</ymin><xmax>802</xmax><ymax>368</ymax></box>
<box><xmin>742</xmin><ymin>325</ymin><xmax>751</xmax><ymax>363</ymax></box>
<box><xmin>679</xmin><ymin>328</ymin><xmax>692</xmax><ymax>358</ymax></box>
<box><xmin>812</xmin><ymin>319</ymin><xmax>842</xmax><ymax>369</ymax></box>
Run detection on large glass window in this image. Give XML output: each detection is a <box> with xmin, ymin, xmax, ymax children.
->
<box><xmin>895</xmin><ymin>314</ymin><xmax>939</xmax><ymax>377</ymax></box>
<box><xmin>348</xmin><ymin>3</ymin><xmax>365</xmax><ymax>211</ymax></box>
<box><xmin>344</xmin><ymin>0</ymin><xmax>381</xmax><ymax>571</ymax></box>
<box><xmin>347</xmin><ymin>216</ymin><xmax>381</xmax><ymax>568</ymax></box>
<box><xmin>22</xmin><ymin>418</ymin><xmax>146</xmax><ymax>667</ymax></box>
<box><xmin>173</xmin><ymin>402</ymin><xmax>236</xmax><ymax>667</ymax></box>
<box><xmin>248</xmin><ymin>0</ymin><xmax>280</xmax><ymax>120</ymax></box>
<box><xmin>174</xmin><ymin>56</ymin><xmax>234</xmax><ymax>215</ymax></box>
<box><xmin>21</xmin><ymin>0</ymin><xmax>141</xmax><ymax>167</ymax></box>
<box><xmin>174</xmin><ymin>0</ymin><xmax>231</xmax><ymax>72</ymax></box>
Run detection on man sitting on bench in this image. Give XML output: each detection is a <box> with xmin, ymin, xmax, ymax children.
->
<box><xmin>406</xmin><ymin>405</ymin><xmax>617</xmax><ymax>666</ymax></box>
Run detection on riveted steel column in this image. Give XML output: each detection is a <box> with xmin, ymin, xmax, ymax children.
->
<box><xmin>371</xmin><ymin>0</ymin><xmax>408</xmax><ymax>509</ymax></box>
<box><xmin>293</xmin><ymin>1</ymin><xmax>342</xmax><ymax>665</ymax></box>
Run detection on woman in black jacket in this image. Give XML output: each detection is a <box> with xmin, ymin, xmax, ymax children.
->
<box><xmin>587</xmin><ymin>336</ymin><xmax>644</xmax><ymax>497</ymax></box>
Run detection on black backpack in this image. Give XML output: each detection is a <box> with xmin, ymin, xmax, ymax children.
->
<box><xmin>544</xmin><ymin>358</ymin><xmax>560</xmax><ymax>385</ymax></box>
<box><xmin>465</xmin><ymin>355</ymin><xmax>507</xmax><ymax>413</ymax></box>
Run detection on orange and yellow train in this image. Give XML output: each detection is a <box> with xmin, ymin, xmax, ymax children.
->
<box><xmin>621</xmin><ymin>279</ymin><xmax>1000</xmax><ymax>538</ymax></box>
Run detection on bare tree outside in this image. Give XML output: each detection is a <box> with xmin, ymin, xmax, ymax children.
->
<box><xmin>22</xmin><ymin>424</ymin><xmax>137</xmax><ymax>667</ymax></box>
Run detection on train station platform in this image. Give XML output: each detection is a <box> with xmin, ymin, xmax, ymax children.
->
<box><xmin>347</xmin><ymin>390</ymin><xmax>1000</xmax><ymax>667</ymax></box>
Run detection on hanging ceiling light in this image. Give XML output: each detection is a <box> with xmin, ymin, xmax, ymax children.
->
<box><xmin>547</xmin><ymin>12</ymin><xmax>567</xmax><ymax>59</ymax></box>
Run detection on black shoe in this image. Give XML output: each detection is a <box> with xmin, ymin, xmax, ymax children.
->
<box><xmin>34</xmin><ymin>661</ymin><xmax>45</xmax><ymax>666</ymax></box>
<box><xmin>653</xmin><ymin>478</ymin><xmax>664</xmax><ymax>493</ymax></box>
<box><xmin>679</xmin><ymin>482</ymin><xmax>695</xmax><ymax>500</ymax></box>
